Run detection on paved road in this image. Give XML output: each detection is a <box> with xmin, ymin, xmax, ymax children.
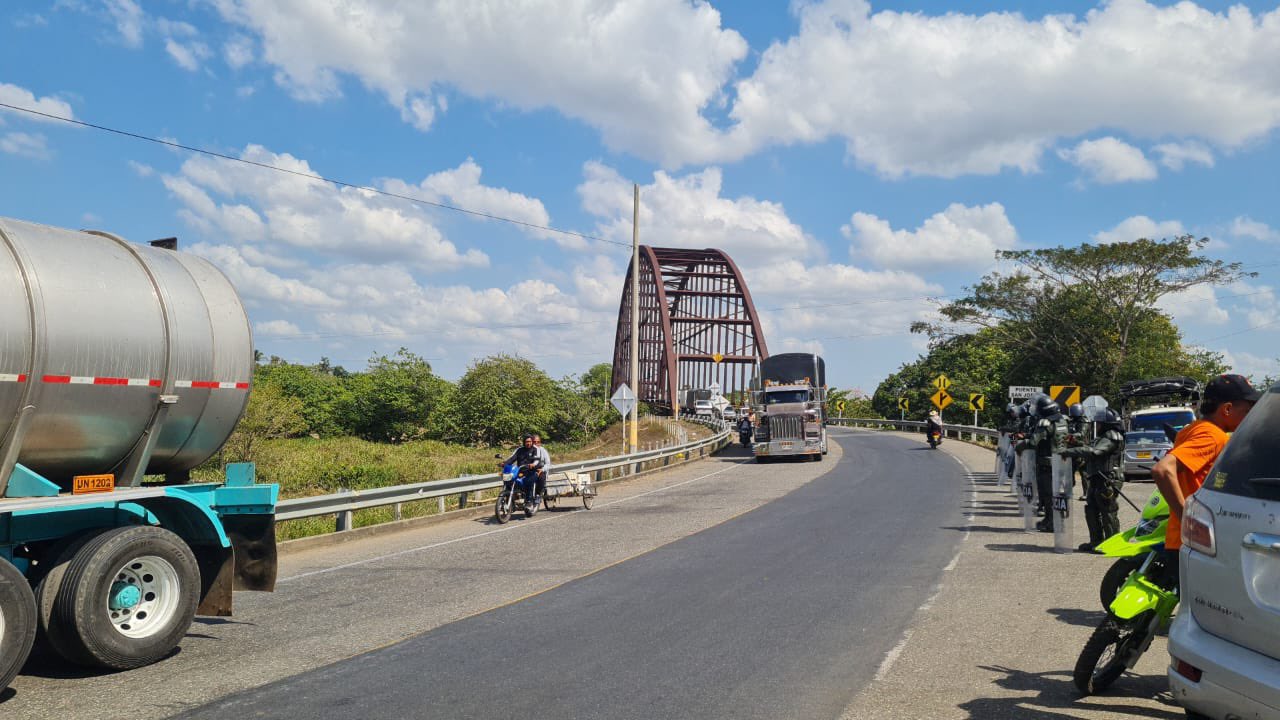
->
<box><xmin>171</xmin><ymin>431</ymin><xmax>968</xmax><ymax>720</ymax></box>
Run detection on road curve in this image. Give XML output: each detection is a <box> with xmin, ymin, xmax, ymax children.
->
<box><xmin>171</xmin><ymin>430</ymin><xmax>968</xmax><ymax>720</ymax></box>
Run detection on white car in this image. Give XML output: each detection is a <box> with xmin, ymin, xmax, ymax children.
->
<box><xmin>1168</xmin><ymin>384</ymin><xmax>1280</xmax><ymax>719</ymax></box>
<box><xmin>693</xmin><ymin>400</ymin><xmax>714</xmax><ymax>417</ymax></box>
<box><xmin>721</xmin><ymin>407</ymin><xmax>737</xmax><ymax>421</ymax></box>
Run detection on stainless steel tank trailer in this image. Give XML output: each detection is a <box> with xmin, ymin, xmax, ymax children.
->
<box><xmin>0</xmin><ymin>217</ymin><xmax>277</xmax><ymax>689</ymax></box>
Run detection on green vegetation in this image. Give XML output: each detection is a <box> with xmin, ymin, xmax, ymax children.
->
<box><xmin>877</xmin><ymin>236</ymin><xmax>1248</xmax><ymax>424</ymax></box>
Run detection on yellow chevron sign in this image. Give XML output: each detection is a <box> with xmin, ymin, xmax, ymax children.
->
<box><xmin>897</xmin><ymin>397</ymin><xmax>909</xmax><ymax>412</ymax></box>
<box><xmin>1050</xmin><ymin>385</ymin><xmax>1081</xmax><ymax>408</ymax></box>
<box><xmin>969</xmin><ymin>393</ymin><xmax>985</xmax><ymax>411</ymax></box>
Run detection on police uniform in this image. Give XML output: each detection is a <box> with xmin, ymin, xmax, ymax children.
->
<box><xmin>1019</xmin><ymin>411</ymin><xmax>1068</xmax><ymax>531</ymax></box>
<box><xmin>1062</xmin><ymin>424</ymin><xmax>1125</xmax><ymax>550</ymax></box>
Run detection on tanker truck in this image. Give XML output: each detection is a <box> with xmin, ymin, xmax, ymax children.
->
<box><xmin>751</xmin><ymin>353</ymin><xmax>828</xmax><ymax>462</ymax></box>
<box><xmin>0</xmin><ymin>217</ymin><xmax>276</xmax><ymax>690</ymax></box>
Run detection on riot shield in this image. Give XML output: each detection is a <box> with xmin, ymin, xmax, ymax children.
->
<box><xmin>995</xmin><ymin>433</ymin><xmax>1009</xmax><ymax>485</ymax></box>
<box><xmin>1051</xmin><ymin>454</ymin><xmax>1074</xmax><ymax>553</ymax></box>
<box><xmin>1008</xmin><ymin>443</ymin><xmax>1020</xmax><ymax>497</ymax></box>
<box><xmin>1018</xmin><ymin>448</ymin><xmax>1038</xmax><ymax>531</ymax></box>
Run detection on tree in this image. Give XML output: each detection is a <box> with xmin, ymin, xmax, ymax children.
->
<box><xmin>451</xmin><ymin>354</ymin><xmax>561</xmax><ymax>446</ymax></box>
<box><xmin>551</xmin><ymin>364</ymin><xmax>615</xmax><ymax>442</ymax></box>
<box><xmin>254</xmin><ymin>361</ymin><xmax>353</xmax><ymax>437</ymax></box>
<box><xmin>918</xmin><ymin>236</ymin><xmax>1249</xmax><ymax>398</ymax></box>
<box><xmin>343</xmin><ymin>348</ymin><xmax>453</xmax><ymax>442</ymax></box>
<box><xmin>222</xmin><ymin>382</ymin><xmax>307</xmax><ymax>463</ymax></box>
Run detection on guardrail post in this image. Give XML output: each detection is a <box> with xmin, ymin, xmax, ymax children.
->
<box><xmin>335</xmin><ymin>488</ymin><xmax>354</xmax><ymax>532</ymax></box>
<box><xmin>458</xmin><ymin>491</ymin><xmax>469</xmax><ymax>509</ymax></box>
<box><xmin>438</xmin><ymin>496</ymin><xmax>446</xmax><ymax>514</ymax></box>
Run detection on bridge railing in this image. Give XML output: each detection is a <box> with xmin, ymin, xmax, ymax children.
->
<box><xmin>276</xmin><ymin>418</ymin><xmax>732</xmax><ymax>532</ymax></box>
<box><xmin>827</xmin><ymin>417</ymin><xmax>999</xmax><ymax>441</ymax></box>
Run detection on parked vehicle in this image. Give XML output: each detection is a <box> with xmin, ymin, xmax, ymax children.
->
<box><xmin>1168</xmin><ymin>383</ymin><xmax>1280</xmax><ymax>719</ymax></box>
<box><xmin>751</xmin><ymin>353</ymin><xmax>827</xmax><ymax>462</ymax></box>
<box><xmin>1118</xmin><ymin>378</ymin><xmax>1200</xmax><ymax>481</ymax></box>
<box><xmin>1074</xmin><ymin>547</ymin><xmax>1180</xmax><ymax>695</ymax></box>
<box><xmin>0</xmin><ymin>218</ymin><xmax>276</xmax><ymax>689</ymax></box>
<box><xmin>1093</xmin><ymin>490</ymin><xmax>1169</xmax><ymax>610</ymax></box>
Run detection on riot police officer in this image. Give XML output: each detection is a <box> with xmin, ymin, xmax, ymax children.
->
<box><xmin>1017</xmin><ymin>395</ymin><xmax>1069</xmax><ymax>532</ymax></box>
<box><xmin>1060</xmin><ymin>408</ymin><xmax>1125</xmax><ymax>552</ymax></box>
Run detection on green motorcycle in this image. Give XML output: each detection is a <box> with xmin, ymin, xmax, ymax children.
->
<box><xmin>1073</xmin><ymin>545</ymin><xmax>1180</xmax><ymax>695</ymax></box>
<box><xmin>1094</xmin><ymin>490</ymin><xmax>1169</xmax><ymax>610</ymax></box>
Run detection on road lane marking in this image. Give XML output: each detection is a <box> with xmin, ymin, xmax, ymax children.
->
<box><xmin>278</xmin><ymin>457</ymin><xmax>753</xmax><ymax>584</ymax></box>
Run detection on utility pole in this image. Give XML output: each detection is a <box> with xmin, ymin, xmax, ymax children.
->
<box><xmin>630</xmin><ymin>183</ymin><xmax>640</xmax><ymax>454</ymax></box>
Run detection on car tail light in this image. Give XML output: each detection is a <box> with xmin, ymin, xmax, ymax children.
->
<box><xmin>1183</xmin><ymin>495</ymin><xmax>1217</xmax><ymax>557</ymax></box>
<box><xmin>1172</xmin><ymin>656</ymin><xmax>1203</xmax><ymax>683</ymax></box>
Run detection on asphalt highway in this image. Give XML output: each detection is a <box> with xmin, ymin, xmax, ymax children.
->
<box><xmin>170</xmin><ymin>431</ymin><xmax>968</xmax><ymax>720</ymax></box>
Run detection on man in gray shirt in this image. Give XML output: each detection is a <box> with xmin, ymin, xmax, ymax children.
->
<box><xmin>533</xmin><ymin>434</ymin><xmax>551</xmax><ymax>505</ymax></box>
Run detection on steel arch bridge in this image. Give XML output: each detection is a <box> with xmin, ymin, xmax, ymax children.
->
<box><xmin>611</xmin><ymin>246</ymin><xmax>768</xmax><ymax>414</ymax></box>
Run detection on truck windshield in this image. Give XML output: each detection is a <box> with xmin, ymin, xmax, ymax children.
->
<box><xmin>766</xmin><ymin>390</ymin><xmax>809</xmax><ymax>404</ymax></box>
<box><xmin>1130</xmin><ymin>410</ymin><xmax>1195</xmax><ymax>432</ymax></box>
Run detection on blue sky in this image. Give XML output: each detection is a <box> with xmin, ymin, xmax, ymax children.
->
<box><xmin>2</xmin><ymin>0</ymin><xmax>1278</xmax><ymax>398</ymax></box>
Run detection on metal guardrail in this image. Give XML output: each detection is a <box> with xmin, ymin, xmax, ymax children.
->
<box><xmin>828</xmin><ymin>417</ymin><xmax>999</xmax><ymax>441</ymax></box>
<box><xmin>276</xmin><ymin>419</ymin><xmax>732</xmax><ymax>531</ymax></box>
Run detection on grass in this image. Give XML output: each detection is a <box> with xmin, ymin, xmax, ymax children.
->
<box><xmin>189</xmin><ymin>417</ymin><xmax>714</xmax><ymax>541</ymax></box>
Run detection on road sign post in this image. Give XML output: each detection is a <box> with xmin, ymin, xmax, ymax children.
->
<box><xmin>611</xmin><ymin>384</ymin><xmax>637</xmax><ymax>455</ymax></box>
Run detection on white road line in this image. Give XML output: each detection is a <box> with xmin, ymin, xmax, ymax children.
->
<box><xmin>278</xmin><ymin>458</ymin><xmax>752</xmax><ymax>584</ymax></box>
<box><xmin>874</xmin><ymin>630</ymin><xmax>914</xmax><ymax>683</ymax></box>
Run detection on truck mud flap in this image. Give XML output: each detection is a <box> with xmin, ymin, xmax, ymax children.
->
<box><xmin>222</xmin><ymin>513</ymin><xmax>278</xmax><ymax>593</ymax></box>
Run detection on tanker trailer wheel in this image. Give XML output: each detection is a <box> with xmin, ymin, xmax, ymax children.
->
<box><xmin>0</xmin><ymin>559</ymin><xmax>37</xmax><ymax>691</ymax></box>
<box><xmin>49</xmin><ymin>526</ymin><xmax>199</xmax><ymax>670</ymax></box>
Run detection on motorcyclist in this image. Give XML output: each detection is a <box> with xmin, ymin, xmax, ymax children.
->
<box><xmin>737</xmin><ymin>415</ymin><xmax>753</xmax><ymax>447</ymax></box>
<box><xmin>1061</xmin><ymin>408</ymin><xmax>1125</xmax><ymax>552</ymax></box>
<box><xmin>1017</xmin><ymin>395</ymin><xmax>1069</xmax><ymax>532</ymax></box>
<box><xmin>532</xmin><ymin>434</ymin><xmax>551</xmax><ymax>507</ymax></box>
<box><xmin>500</xmin><ymin>435</ymin><xmax>543</xmax><ymax>506</ymax></box>
<box><xmin>925</xmin><ymin>410</ymin><xmax>943</xmax><ymax>445</ymax></box>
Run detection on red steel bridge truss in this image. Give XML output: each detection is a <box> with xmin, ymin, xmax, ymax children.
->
<box><xmin>611</xmin><ymin>246</ymin><xmax>768</xmax><ymax>414</ymax></box>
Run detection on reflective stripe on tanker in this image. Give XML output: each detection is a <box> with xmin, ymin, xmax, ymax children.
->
<box><xmin>0</xmin><ymin>373</ymin><xmax>248</xmax><ymax>389</ymax></box>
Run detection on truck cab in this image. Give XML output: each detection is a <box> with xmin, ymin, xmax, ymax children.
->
<box><xmin>751</xmin><ymin>353</ymin><xmax>828</xmax><ymax>463</ymax></box>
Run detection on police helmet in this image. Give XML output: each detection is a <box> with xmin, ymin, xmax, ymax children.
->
<box><xmin>1033</xmin><ymin>395</ymin><xmax>1060</xmax><ymax>418</ymax></box>
<box><xmin>1098</xmin><ymin>408</ymin><xmax>1122</xmax><ymax>427</ymax></box>
<box><xmin>1068</xmin><ymin>403</ymin><xmax>1085</xmax><ymax>419</ymax></box>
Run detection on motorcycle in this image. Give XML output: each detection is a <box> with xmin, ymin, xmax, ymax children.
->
<box><xmin>493</xmin><ymin>457</ymin><xmax>539</xmax><ymax>524</ymax></box>
<box><xmin>1073</xmin><ymin>548</ymin><xmax>1179</xmax><ymax>695</ymax></box>
<box><xmin>1093</xmin><ymin>490</ymin><xmax>1169</xmax><ymax>610</ymax></box>
<box><xmin>927</xmin><ymin>427</ymin><xmax>942</xmax><ymax>449</ymax></box>
<box><xmin>738</xmin><ymin>425</ymin><xmax>753</xmax><ymax>448</ymax></box>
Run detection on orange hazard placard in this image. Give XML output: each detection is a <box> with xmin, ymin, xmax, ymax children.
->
<box><xmin>72</xmin><ymin>474</ymin><xmax>115</xmax><ymax>495</ymax></box>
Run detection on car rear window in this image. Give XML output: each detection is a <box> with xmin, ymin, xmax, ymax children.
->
<box><xmin>1204</xmin><ymin>386</ymin><xmax>1280</xmax><ymax>500</ymax></box>
<box><xmin>1130</xmin><ymin>410</ymin><xmax>1196</xmax><ymax>432</ymax></box>
<box><xmin>1125</xmin><ymin>431</ymin><xmax>1169</xmax><ymax>445</ymax></box>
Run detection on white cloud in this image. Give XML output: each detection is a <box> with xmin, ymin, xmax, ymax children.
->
<box><xmin>1158</xmin><ymin>284</ymin><xmax>1228</xmax><ymax>326</ymax></box>
<box><xmin>255</xmin><ymin>319</ymin><xmax>302</xmax><ymax>336</ymax></box>
<box><xmin>0</xmin><ymin>82</ymin><xmax>74</xmax><ymax>121</ymax></box>
<box><xmin>1219</xmin><ymin>350</ymin><xmax>1280</xmax><ymax>384</ymax></box>
<box><xmin>721</xmin><ymin>0</ymin><xmax>1280</xmax><ymax>176</ymax></box>
<box><xmin>104</xmin><ymin>0</ymin><xmax>144</xmax><ymax>48</ymax></box>
<box><xmin>578</xmin><ymin>160</ymin><xmax>821</xmax><ymax>264</ymax></box>
<box><xmin>128</xmin><ymin>160</ymin><xmax>154</xmax><ymax>177</ymax></box>
<box><xmin>224</xmin><ymin>35</ymin><xmax>255</xmax><ymax>69</ymax></box>
<box><xmin>843</xmin><ymin>202</ymin><xmax>1017</xmax><ymax>270</ymax></box>
<box><xmin>383</xmin><ymin>158</ymin><xmax>557</xmax><ymax>242</ymax></box>
<box><xmin>213</xmin><ymin>0</ymin><xmax>747</xmax><ymax>163</ymax></box>
<box><xmin>0</xmin><ymin>132</ymin><xmax>49</xmax><ymax>159</ymax></box>
<box><xmin>1092</xmin><ymin>215</ymin><xmax>1185</xmax><ymax>244</ymax></box>
<box><xmin>1230</xmin><ymin>216</ymin><xmax>1279</xmax><ymax>243</ymax></box>
<box><xmin>165</xmin><ymin>38</ymin><xmax>212</xmax><ymax>72</ymax></box>
<box><xmin>1058</xmin><ymin>137</ymin><xmax>1158</xmax><ymax>184</ymax></box>
<box><xmin>1154</xmin><ymin>140</ymin><xmax>1214</xmax><ymax>171</ymax></box>
<box><xmin>1231</xmin><ymin>282</ymin><xmax>1280</xmax><ymax>329</ymax></box>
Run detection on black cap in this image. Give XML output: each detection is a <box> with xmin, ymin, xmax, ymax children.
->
<box><xmin>1204</xmin><ymin>374</ymin><xmax>1262</xmax><ymax>404</ymax></box>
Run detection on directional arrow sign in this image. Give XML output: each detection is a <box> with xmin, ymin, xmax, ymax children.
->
<box><xmin>897</xmin><ymin>397</ymin><xmax>910</xmax><ymax>412</ymax></box>
<box><xmin>969</xmin><ymin>393</ymin><xmax>985</xmax><ymax>411</ymax></box>
<box><xmin>931</xmin><ymin>388</ymin><xmax>953</xmax><ymax>411</ymax></box>
<box><xmin>834</xmin><ymin>400</ymin><xmax>846</xmax><ymax>412</ymax></box>
<box><xmin>610</xmin><ymin>383</ymin><xmax>637</xmax><ymax>417</ymax></box>
<box><xmin>1050</xmin><ymin>384</ymin><xmax>1082</xmax><ymax>408</ymax></box>
<box><xmin>932</xmin><ymin>374</ymin><xmax>951</xmax><ymax>391</ymax></box>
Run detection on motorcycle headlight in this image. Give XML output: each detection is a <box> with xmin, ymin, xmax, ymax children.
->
<box><xmin>1133</xmin><ymin>518</ymin><xmax>1160</xmax><ymax>537</ymax></box>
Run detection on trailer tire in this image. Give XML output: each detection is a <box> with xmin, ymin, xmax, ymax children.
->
<box><xmin>34</xmin><ymin>531</ymin><xmax>99</xmax><ymax>651</ymax></box>
<box><xmin>49</xmin><ymin>525</ymin><xmax>200</xmax><ymax>670</ymax></box>
<box><xmin>0</xmin><ymin>559</ymin><xmax>37</xmax><ymax>691</ymax></box>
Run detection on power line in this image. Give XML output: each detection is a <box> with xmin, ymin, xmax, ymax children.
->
<box><xmin>0</xmin><ymin>101</ymin><xmax>628</xmax><ymax>249</ymax></box>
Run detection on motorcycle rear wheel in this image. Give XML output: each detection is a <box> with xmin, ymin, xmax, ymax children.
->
<box><xmin>1073</xmin><ymin>615</ymin><xmax>1149</xmax><ymax>695</ymax></box>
